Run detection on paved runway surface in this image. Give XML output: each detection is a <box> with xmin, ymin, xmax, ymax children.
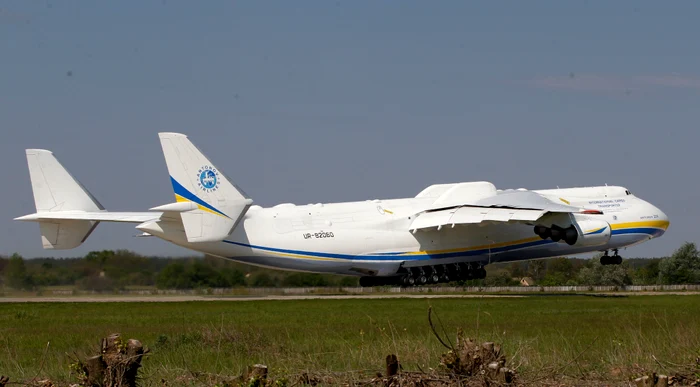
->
<box><xmin>0</xmin><ymin>294</ymin><xmax>526</xmax><ymax>302</ymax></box>
<box><xmin>2</xmin><ymin>292</ymin><xmax>698</xmax><ymax>303</ymax></box>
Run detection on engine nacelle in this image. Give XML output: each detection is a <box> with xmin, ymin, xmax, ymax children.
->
<box><xmin>534</xmin><ymin>219</ymin><xmax>611</xmax><ymax>247</ymax></box>
<box><xmin>571</xmin><ymin>219</ymin><xmax>611</xmax><ymax>247</ymax></box>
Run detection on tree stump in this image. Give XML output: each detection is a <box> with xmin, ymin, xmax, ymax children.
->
<box><xmin>80</xmin><ymin>334</ymin><xmax>146</xmax><ymax>387</ymax></box>
<box><xmin>385</xmin><ymin>354</ymin><xmax>399</xmax><ymax>377</ymax></box>
<box><xmin>634</xmin><ymin>373</ymin><xmax>671</xmax><ymax>387</ymax></box>
<box><xmin>439</xmin><ymin>333</ymin><xmax>515</xmax><ymax>383</ymax></box>
<box><xmin>85</xmin><ymin>355</ymin><xmax>107</xmax><ymax>387</ymax></box>
<box><xmin>245</xmin><ymin>364</ymin><xmax>268</xmax><ymax>386</ymax></box>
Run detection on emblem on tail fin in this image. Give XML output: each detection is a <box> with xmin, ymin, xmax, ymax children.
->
<box><xmin>197</xmin><ymin>166</ymin><xmax>220</xmax><ymax>192</ymax></box>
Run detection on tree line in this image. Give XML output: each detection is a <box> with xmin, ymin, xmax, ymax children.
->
<box><xmin>1</xmin><ymin>242</ymin><xmax>699</xmax><ymax>291</ymax></box>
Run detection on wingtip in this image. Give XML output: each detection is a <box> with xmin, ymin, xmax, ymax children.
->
<box><xmin>14</xmin><ymin>213</ymin><xmax>39</xmax><ymax>221</ymax></box>
<box><xmin>158</xmin><ymin>132</ymin><xmax>188</xmax><ymax>139</ymax></box>
<box><xmin>25</xmin><ymin>149</ymin><xmax>53</xmax><ymax>155</ymax></box>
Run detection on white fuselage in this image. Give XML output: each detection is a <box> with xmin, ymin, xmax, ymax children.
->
<box><xmin>18</xmin><ymin>134</ymin><xmax>669</xmax><ymax>280</ymax></box>
<box><xmin>149</xmin><ymin>185</ymin><xmax>669</xmax><ymax>277</ymax></box>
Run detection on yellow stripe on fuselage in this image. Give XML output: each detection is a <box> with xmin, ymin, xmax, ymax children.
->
<box><xmin>174</xmin><ymin>194</ymin><xmax>227</xmax><ymax>218</ymax></box>
<box><xmin>269</xmin><ymin>251</ymin><xmax>342</xmax><ymax>261</ymax></box>
<box><xmin>398</xmin><ymin>220</ymin><xmax>669</xmax><ymax>257</ymax></box>
<box><xmin>611</xmin><ymin>220</ymin><xmax>670</xmax><ymax>230</ymax></box>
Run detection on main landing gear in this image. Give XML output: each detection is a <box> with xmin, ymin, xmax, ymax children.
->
<box><xmin>358</xmin><ymin>262</ymin><xmax>487</xmax><ymax>287</ymax></box>
<box><xmin>399</xmin><ymin>263</ymin><xmax>486</xmax><ymax>287</ymax></box>
<box><xmin>600</xmin><ymin>249</ymin><xmax>623</xmax><ymax>265</ymax></box>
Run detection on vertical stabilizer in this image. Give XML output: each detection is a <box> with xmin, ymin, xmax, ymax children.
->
<box><xmin>26</xmin><ymin>149</ymin><xmax>104</xmax><ymax>213</ymax></box>
<box><xmin>158</xmin><ymin>133</ymin><xmax>253</xmax><ymax>242</ymax></box>
<box><xmin>24</xmin><ymin>150</ymin><xmax>103</xmax><ymax>249</ymax></box>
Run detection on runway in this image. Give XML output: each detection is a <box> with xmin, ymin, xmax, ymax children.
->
<box><xmin>0</xmin><ymin>294</ymin><xmax>526</xmax><ymax>303</ymax></box>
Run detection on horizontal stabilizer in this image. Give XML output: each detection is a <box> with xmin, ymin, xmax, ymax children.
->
<box><xmin>149</xmin><ymin>202</ymin><xmax>198</xmax><ymax>212</ymax></box>
<box><xmin>15</xmin><ymin>211</ymin><xmax>160</xmax><ymax>223</ymax></box>
<box><xmin>38</xmin><ymin>220</ymin><xmax>98</xmax><ymax>249</ymax></box>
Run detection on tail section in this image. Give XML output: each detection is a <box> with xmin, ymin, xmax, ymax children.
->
<box><xmin>158</xmin><ymin>133</ymin><xmax>253</xmax><ymax>243</ymax></box>
<box><xmin>22</xmin><ymin>150</ymin><xmax>103</xmax><ymax>249</ymax></box>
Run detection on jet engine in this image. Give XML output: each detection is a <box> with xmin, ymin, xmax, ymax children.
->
<box><xmin>534</xmin><ymin>219</ymin><xmax>611</xmax><ymax>247</ymax></box>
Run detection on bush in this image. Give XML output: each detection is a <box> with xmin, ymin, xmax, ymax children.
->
<box><xmin>658</xmin><ymin>242</ymin><xmax>700</xmax><ymax>284</ymax></box>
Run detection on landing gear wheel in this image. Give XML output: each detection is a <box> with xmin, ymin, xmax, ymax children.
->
<box><xmin>418</xmin><ymin>275</ymin><xmax>427</xmax><ymax>285</ymax></box>
<box><xmin>613</xmin><ymin>255</ymin><xmax>622</xmax><ymax>265</ymax></box>
<box><xmin>600</xmin><ymin>255</ymin><xmax>609</xmax><ymax>265</ymax></box>
<box><xmin>430</xmin><ymin>274</ymin><xmax>440</xmax><ymax>284</ymax></box>
<box><xmin>407</xmin><ymin>276</ymin><xmax>415</xmax><ymax>286</ymax></box>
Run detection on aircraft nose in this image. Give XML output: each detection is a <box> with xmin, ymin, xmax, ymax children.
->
<box><xmin>648</xmin><ymin>202</ymin><xmax>670</xmax><ymax>238</ymax></box>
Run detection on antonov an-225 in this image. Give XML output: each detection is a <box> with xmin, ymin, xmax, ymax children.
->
<box><xmin>15</xmin><ymin>133</ymin><xmax>670</xmax><ymax>286</ymax></box>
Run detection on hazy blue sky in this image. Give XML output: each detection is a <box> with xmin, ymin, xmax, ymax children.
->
<box><xmin>1</xmin><ymin>1</ymin><xmax>697</xmax><ymax>258</ymax></box>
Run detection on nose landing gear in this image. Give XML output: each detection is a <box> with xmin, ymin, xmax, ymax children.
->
<box><xmin>600</xmin><ymin>249</ymin><xmax>623</xmax><ymax>265</ymax></box>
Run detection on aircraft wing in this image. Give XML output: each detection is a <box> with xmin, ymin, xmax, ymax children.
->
<box><xmin>409</xmin><ymin>190</ymin><xmax>585</xmax><ymax>232</ymax></box>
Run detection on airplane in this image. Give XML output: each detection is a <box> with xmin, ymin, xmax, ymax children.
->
<box><xmin>15</xmin><ymin>133</ymin><xmax>670</xmax><ymax>286</ymax></box>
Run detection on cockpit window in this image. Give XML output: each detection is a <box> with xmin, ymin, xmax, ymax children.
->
<box><xmin>625</xmin><ymin>190</ymin><xmax>631</xmax><ymax>195</ymax></box>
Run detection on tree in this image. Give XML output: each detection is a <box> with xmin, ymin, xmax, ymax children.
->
<box><xmin>250</xmin><ymin>272</ymin><xmax>276</xmax><ymax>287</ymax></box>
<box><xmin>85</xmin><ymin>250</ymin><xmax>115</xmax><ymax>268</ymax></box>
<box><xmin>156</xmin><ymin>262</ymin><xmax>192</xmax><ymax>289</ymax></box>
<box><xmin>633</xmin><ymin>259</ymin><xmax>661</xmax><ymax>285</ymax></box>
<box><xmin>540</xmin><ymin>258</ymin><xmax>577</xmax><ymax>285</ymax></box>
<box><xmin>527</xmin><ymin>260</ymin><xmax>546</xmax><ymax>281</ymax></box>
<box><xmin>577</xmin><ymin>257</ymin><xmax>631</xmax><ymax>286</ymax></box>
<box><xmin>482</xmin><ymin>271</ymin><xmax>520</xmax><ymax>286</ymax></box>
<box><xmin>658</xmin><ymin>242</ymin><xmax>700</xmax><ymax>284</ymax></box>
<box><xmin>506</xmin><ymin>262</ymin><xmax>525</xmax><ymax>278</ymax></box>
<box><xmin>547</xmin><ymin>258</ymin><xmax>575</xmax><ymax>279</ymax></box>
<box><xmin>4</xmin><ymin>253</ymin><xmax>34</xmax><ymax>290</ymax></box>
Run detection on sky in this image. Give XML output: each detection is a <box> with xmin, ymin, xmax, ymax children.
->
<box><xmin>1</xmin><ymin>1</ymin><xmax>698</xmax><ymax>259</ymax></box>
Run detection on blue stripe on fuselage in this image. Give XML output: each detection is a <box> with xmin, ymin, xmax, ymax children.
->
<box><xmin>612</xmin><ymin>227</ymin><xmax>665</xmax><ymax>238</ymax></box>
<box><xmin>223</xmin><ymin>238</ymin><xmax>556</xmax><ymax>261</ymax></box>
<box><xmin>223</xmin><ymin>227</ymin><xmax>664</xmax><ymax>262</ymax></box>
<box><xmin>170</xmin><ymin>177</ymin><xmax>229</xmax><ymax>218</ymax></box>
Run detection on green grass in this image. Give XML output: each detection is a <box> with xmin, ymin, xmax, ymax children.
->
<box><xmin>1</xmin><ymin>296</ymin><xmax>699</xmax><ymax>385</ymax></box>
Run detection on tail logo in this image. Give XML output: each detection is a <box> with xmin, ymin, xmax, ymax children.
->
<box><xmin>197</xmin><ymin>166</ymin><xmax>220</xmax><ymax>192</ymax></box>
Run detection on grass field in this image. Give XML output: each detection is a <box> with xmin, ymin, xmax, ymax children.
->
<box><xmin>1</xmin><ymin>295</ymin><xmax>699</xmax><ymax>385</ymax></box>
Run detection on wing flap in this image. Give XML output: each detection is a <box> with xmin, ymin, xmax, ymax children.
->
<box><xmin>409</xmin><ymin>210</ymin><xmax>455</xmax><ymax>231</ymax></box>
<box><xmin>483</xmin><ymin>208</ymin><xmax>516</xmax><ymax>222</ymax></box>
<box><xmin>450</xmin><ymin>207</ymin><xmax>488</xmax><ymax>224</ymax></box>
<box><xmin>409</xmin><ymin>207</ymin><xmax>550</xmax><ymax>232</ymax></box>
<box><xmin>511</xmin><ymin>209</ymin><xmax>547</xmax><ymax>221</ymax></box>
